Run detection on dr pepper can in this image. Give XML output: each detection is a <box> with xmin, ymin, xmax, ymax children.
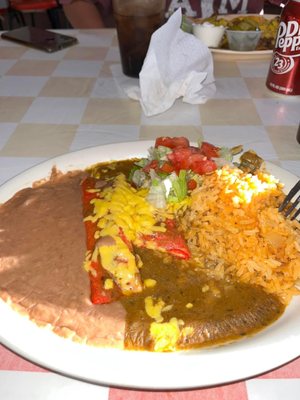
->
<box><xmin>266</xmin><ymin>0</ymin><xmax>300</xmax><ymax>96</ymax></box>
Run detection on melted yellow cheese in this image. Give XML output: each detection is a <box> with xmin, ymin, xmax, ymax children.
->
<box><xmin>144</xmin><ymin>296</ymin><xmax>166</xmax><ymax>323</ymax></box>
<box><xmin>150</xmin><ymin>318</ymin><xmax>195</xmax><ymax>352</ymax></box>
<box><xmin>150</xmin><ymin>318</ymin><xmax>182</xmax><ymax>352</ymax></box>
<box><xmin>144</xmin><ymin>279</ymin><xmax>157</xmax><ymax>288</ymax></box>
<box><xmin>97</xmin><ymin>236</ymin><xmax>141</xmax><ymax>295</ymax></box>
<box><xmin>92</xmin><ymin>174</ymin><xmax>166</xmax><ymax>243</ymax></box>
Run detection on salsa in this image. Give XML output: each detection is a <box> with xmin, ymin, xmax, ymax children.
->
<box><xmin>122</xmin><ymin>248</ymin><xmax>284</xmax><ymax>351</ymax></box>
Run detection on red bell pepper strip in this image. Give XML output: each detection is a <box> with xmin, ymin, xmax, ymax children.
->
<box><xmin>139</xmin><ymin>219</ymin><xmax>190</xmax><ymax>260</ymax></box>
<box><xmin>81</xmin><ymin>177</ymin><xmax>121</xmax><ymax>304</ymax></box>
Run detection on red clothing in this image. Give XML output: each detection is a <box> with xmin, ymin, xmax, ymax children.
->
<box><xmin>59</xmin><ymin>0</ymin><xmax>287</xmax><ymax>20</ymax></box>
<box><xmin>165</xmin><ymin>0</ymin><xmax>287</xmax><ymax>18</ymax></box>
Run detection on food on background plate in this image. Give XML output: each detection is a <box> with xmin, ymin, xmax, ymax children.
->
<box><xmin>192</xmin><ymin>15</ymin><xmax>280</xmax><ymax>50</ymax></box>
<box><xmin>192</xmin><ymin>22</ymin><xmax>226</xmax><ymax>48</ymax></box>
<box><xmin>0</xmin><ymin>137</ymin><xmax>299</xmax><ymax>352</ymax></box>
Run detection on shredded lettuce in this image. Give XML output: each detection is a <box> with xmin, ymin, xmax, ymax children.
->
<box><xmin>212</xmin><ymin>147</ymin><xmax>235</xmax><ymax>168</ymax></box>
<box><xmin>134</xmin><ymin>158</ymin><xmax>149</xmax><ymax>168</ymax></box>
<box><xmin>212</xmin><ymin>158</ymin><xmax>230</xmax><ymax>168</ymax></box>
<box><xmin>145</xmin><ymin>170</ymin><xmax>188</xmax><ymax>208</ymax></box>
<box><xmin>131</xmin><ymin>169</ymin><xmax>147</xmax><ymax>187</ymax></box>
<box><xmin>219</xmin><ymin>147</ymin><xmax>234</xmax><ymax>162</ymax></box>
<box><xmin>167</xmin><ymin>170</ymin><xmax>187</xmax><ymax>203</ymax></box>
<box><xmin>149</xmin><ymin>145</ymin><xmax>172</xmax><ymax>162</ymax></box>
<box><xmin>146</xmin><ymin>179</ymin><xmax>167</xmax><ymax>209</ymax></box>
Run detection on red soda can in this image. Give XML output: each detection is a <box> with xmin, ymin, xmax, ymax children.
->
<box><xmin>266</xmin><ymin>0</ymin><xmax>300</xmax><ymax>96</ymax></box>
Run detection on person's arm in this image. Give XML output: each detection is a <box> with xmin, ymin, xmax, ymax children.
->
<box><xmin>62</xmin><ymin>0</ymin><xmax>105</xmax><ymax>28</ymax></box>
<box><xmin>264</xmin><ymin>0</ymin><xmax>287</xmax><ymax>15</ymax></box>
<box><xmin>266</xmin><ymin>0</ymin><xmax>288</xmax><ymax>6</ymax></box>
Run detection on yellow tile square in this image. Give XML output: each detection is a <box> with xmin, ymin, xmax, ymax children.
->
<box><xmin>6</xmin><ymin>60</ymin><xmax>59</xmax><ymax>76</ymax></box>
<box><xmin>82</xmin><ymin>99</ymin><xmax>142</xmax><ymax>125</ymax></box>
<box><xmin>266</xmin><ymin>125</ymin><xmax>300</xmax><ymax>160</ymax></box>
<box><xmin>140</xmin><ymin>126</ymin><xmax>203</xmax><ymax>142</ymax></box>
<box><xmin>0</xmin><ymin>124</ymin><xmax>78</xmax><ymax>157</ymax></box>
<box><xmin>100</xmin><ymin>62</ymin><xmax>115</xmax><ymax>77</ymax></box>
<box><xmin>244</xmin><ymin>78</ymin><xmax>275</xmax><ymax>98</ymax></box>
<box><xmin>0</xmin><ymin>47</ymin><xmax>27</xmax><ymax>59</ymax></box>
<box><xmin>40</xmin><ymin>77</ymin><xmax>96</xmax><ymax>97</ymax></box>
<box><xmin>213</xmin><ymin>61</ymin><xmax>241</xmax><ymax>78</ymax></box>
<box><xmin>199</xmin><ymin>99</ymin><xmax>262</xmax><ymax>125</ymax></box>
<box><xmin>0</xmin><ymin>97</ymin><xmax>34</xmax><ymax>122</ymax></box>
<box><xmin>64</xmin><ymin>46</ymin><xmax>108</xmax><ymax>60</ymax></box>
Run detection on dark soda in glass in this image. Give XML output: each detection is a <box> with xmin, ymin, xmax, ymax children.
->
<box><xmin>113</xmin><ymin>1</ymin><xmax>166</xmax><ymax>78</ymax></box>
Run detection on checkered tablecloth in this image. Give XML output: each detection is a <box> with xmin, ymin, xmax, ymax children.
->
<box><xmin>0</xmin><ymin>28</ymin><xmax>300</xmax><ymax>400</ymax></box>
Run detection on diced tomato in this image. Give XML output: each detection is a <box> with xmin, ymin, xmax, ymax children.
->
<box><xmin>199</xmin><ymin>142</ymin><xmax>220</xmax><ymax>158</ymax></box>
<box><xmin>187</xmin><ymin>153</ymin><xmax>206</xmax><ymax>164</ymax></box>
<box><xmin>165</xmin><ymin>218</ymin><xmax>176</xmax><ymax>230</ymax></box>
<box><xmin>159</xmin><ymin>162</ymin><xmax>175</xmax><ymax>174</ymax></box>
<box><xmin>187</xmin><ymin>179</ymin><xmax>197</xmax><ymax>190</ymax></box>
<box><xmin>168</xmin><ymin>147</ymin><xmax>216</xmax><ymax>174</ymax></box>
<box><xmin>143</xmin><ymin>159</ymin><xmax>159</xmax><ymax>173</ymax></box>
<box><xmin>167</xmin><ymin>147</ymin><xmax>197</xmax><ymax>170</ymax></box>
<box><xmin>189</xmin><ymin>159</ymin><xmax>217</xmax><ymax>175</ymax></box>
<box><xmin>155</xmin><ymin>136</ymin><xmax>190</xmax><ymax>149</ymax></box>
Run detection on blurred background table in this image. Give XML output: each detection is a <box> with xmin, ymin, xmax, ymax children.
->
<box><xmin>0</xmin><ymin>28</ymin><xmax>300</xmax><ymax>400</ymax></box>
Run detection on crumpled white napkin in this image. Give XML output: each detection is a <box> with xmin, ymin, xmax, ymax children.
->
<box><xmin>126</xmin><ymin>8</ymin><xmax>216</xmax><ymax>117</ymax></box>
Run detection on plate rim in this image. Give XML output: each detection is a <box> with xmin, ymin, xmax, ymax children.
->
<box><xmin>0</xmin><ymin>140</ymin><xmax>300</xmax><ymax>390</ymax></box>
<box><xmin>201</xmin><ymin>13</ymin><xmax>277</xmax><ymax>56</ymax></box>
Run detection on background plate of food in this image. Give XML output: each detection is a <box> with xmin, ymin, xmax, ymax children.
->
<box><xmin>0</xmin><ymin>139</ymin><xmax>300</xmax><ymax>390</ymax></box>
<box><xmin>191</xmin><ymin>14</ymin><xmax>279</xmax><ymax>60</ymax></box>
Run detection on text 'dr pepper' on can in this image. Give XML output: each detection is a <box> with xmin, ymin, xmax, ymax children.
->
<box><xmin>266</xmin><ymin>0</ymin><xmax>300</xmax><ymax>96</ymax></box>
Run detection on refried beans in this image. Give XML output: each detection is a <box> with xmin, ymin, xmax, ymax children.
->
<box><xmin>0</xmin><ymin>169</ymin><xmax>126</xmax><ymax>348</ymax></box>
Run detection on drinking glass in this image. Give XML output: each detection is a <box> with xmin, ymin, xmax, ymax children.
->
<box><xmin>113</xmin><ymin>0</ymin><xmax>166</xmax><ymax>78</ymax></box>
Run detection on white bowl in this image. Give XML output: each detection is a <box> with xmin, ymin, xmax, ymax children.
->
<box><xmin>193</xmin><ymin>23</ymin><xmax>225</xmax><ymax>48</ymax></box>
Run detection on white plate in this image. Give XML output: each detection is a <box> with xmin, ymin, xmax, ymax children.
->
<box><xmin>207</xmin><ymin>14</ymin><xmax>276</xmax><ymax>60</ymax></box>
<box><xmin>0</xmin><ymin>141</ymin><xmax>300</xmax><ymax>390</ymax></box>
<box><xmin>211</xmin><ymin>47</ymin><xmax>272</xmax><ymax>57</ymax></box>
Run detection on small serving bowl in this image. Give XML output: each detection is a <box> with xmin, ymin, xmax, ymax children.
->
<box><xmin>226</xmin><ymin>29</ymin><xmax>262</xmax><ymax>51</ymax></box>
<box><xmin>193</xmin><ymin>22</ymin><xmax>226</xmax><ymax>48</ymax></box>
